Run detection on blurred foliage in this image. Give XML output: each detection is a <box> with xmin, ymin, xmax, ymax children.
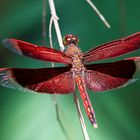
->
<box><xmin>0</xmin><ymin>0</ymin><xmax>140</xmax><ymax>140</ymax></box>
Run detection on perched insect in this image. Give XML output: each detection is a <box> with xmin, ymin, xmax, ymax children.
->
<box><xmin>0</xmin><ymin>32</ymin><xmax>140</xmax><ymax>128</ymax></box>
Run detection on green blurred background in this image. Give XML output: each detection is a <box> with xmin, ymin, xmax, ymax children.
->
<box><xmin>0</xmin><ymin>0</ymin><xmax>140</xmax><ymax>140</ymax></box>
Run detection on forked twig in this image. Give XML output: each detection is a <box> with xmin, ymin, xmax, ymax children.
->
<box><xmin>42</xmin><ymin>0</ymin><xmax>69</xmax><ymax>139</ymax></box>
<box><xmin>48</xmin><ymin>0</ymin><xmax>64</xmax><ymax>51</ymax></box>
<box><xmin>48</xmin><ymin>1</ymin><xmax>72</xmax><ymax>140</ymax></box>
<box><xmin>48</xmin><ymin>13</ymin><xmax>69</xmax><ymax>139</ymax></box>
<box><xmin>86</xmin><ymin>0</ymin><xmax>111</xmax><ymax>28</ymax></box>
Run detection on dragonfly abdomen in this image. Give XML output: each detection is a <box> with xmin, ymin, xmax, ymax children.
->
<box><xmin>75</xmin><ymin>75</ymin><xmax>98</xmax><ymax>128</ymax></box>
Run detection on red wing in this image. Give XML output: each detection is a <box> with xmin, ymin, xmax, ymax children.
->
<box><xmin>83</xmin><ymin>32</ymin><xmax>140</xmax><ymax>62</ymax></box>
<box><xmin>3</xmin><ymin>39</ymin><xmax>72</xmax><ymax>64</ymax></box>
<box><xmin>84</xmin><ymin>57</ymin><xmax>140</xmax><ymax>92</ymax></box>
<box><xmin>0</xmin><ymin>66</ymin><xmax>75</xmax><ymax>94</ymax></box>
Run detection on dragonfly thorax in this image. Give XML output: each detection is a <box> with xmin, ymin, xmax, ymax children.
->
<box><xmin>65</xmin><ymin>44</ymin><xmax>85</xmax><ymax>73</ymax></box>
<box><xmin>71</xmin><ymin>56</ymin><xmax>85</xmax><ymax>73</ymax></box>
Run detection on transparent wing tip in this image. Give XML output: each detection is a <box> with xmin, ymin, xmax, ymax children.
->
<box><xmin>0</xmin><ymin>68</ymin><xmax>21</xmax><ymax>89</ymax></box>
<box><xmin>0</xmin><ymin>68</ymin><xmax>41</xmax><ymax>94</ymax></box>
<box><xmin>120</xmin><ymin>79</ymin><xmax>138</xmax><ymax>89</ymax></box>
<box><xmin>3</xmin><ymin>38</ymin><xmax>13</xmax><ymax>49</ymax></box>
<box><xmin>2</xmin><ymin>39</ymin><xmax>22</xmax><ymax>55</ymax></box>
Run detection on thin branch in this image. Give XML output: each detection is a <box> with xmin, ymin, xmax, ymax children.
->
<box><xmin>48</xmin><ymin>0</ymin><xmax>64</xmax><ymax>51</ymax></box>
<box><xmin>48</xmin><ymin>1</ymin><xmax>72</xmax><ymax>140</ymax></box>
<box><xmin>86</xmin><ymin>0</ymin><xmax>111</xmax><ymax>28</ymax></box>
<box><xmin>42</xmin><ymin>0</ymin><xmax>47</xmax><ymax>45</ymax></box>
<box><xmin>42</xmin><ymin>1</ymin><xmax>68</xmax><ymax>139</ymax></box>
<box><xmin>73</xmin><ymin>92</ymin><xmax>90</xmax><ymax>140</ymax></box>
<box><xmin>49</xmin><ymin>16</ymin><xmax>54</xmax><ymax>51</ymax></box>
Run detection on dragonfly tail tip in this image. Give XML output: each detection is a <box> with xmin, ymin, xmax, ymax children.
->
<box><xmin>93</xmin><ymin>123</ymin><xmax>98</xmax><ymax>128</ymax></box>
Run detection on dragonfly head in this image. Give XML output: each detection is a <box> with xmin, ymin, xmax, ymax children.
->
<box><xmin>63</xmin><ymin>34</ymin><xmax>79</xmax><ymax>46</ymax></box>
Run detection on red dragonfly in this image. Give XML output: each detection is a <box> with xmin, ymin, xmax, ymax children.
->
<box><xmin>0</xmin><ymin>32</ymin><xmax>140</xmax><ymax>128</ymax></box>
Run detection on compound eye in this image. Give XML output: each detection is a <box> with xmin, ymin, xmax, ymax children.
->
<box><xmin>67</xmin><ymin>37</ymin><xmax>71</xmax><ymax>42</ymax></box>
<box><xmin>72</xmin><ymin>37</ymin><xmax>79</xmax><ymax>44</ymax></box>
<box><xmin>72</xmin><ymin>37</ymin><xmax>76</xmax><ymax>41</ymax></box>
<box><xmin>63</xmin><ymin>34</ymin><xmax>79</xmax><ymax>46</ymax></box>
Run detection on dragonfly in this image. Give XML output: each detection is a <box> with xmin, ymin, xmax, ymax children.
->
<box><xmin>0</xmin><ymin>32</ymin><xmax>140</xmax><ymax>128</ymax></box>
